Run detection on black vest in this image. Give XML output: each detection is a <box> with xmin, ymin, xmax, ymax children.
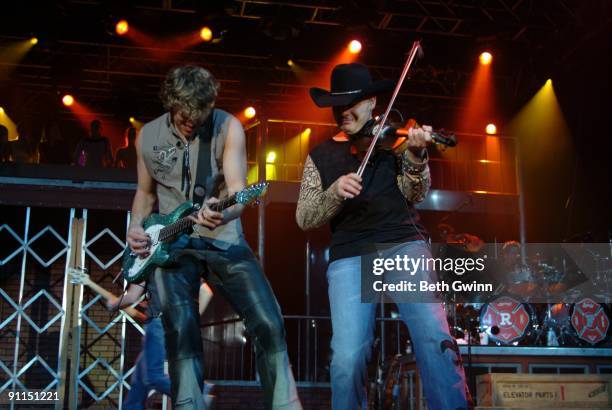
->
<box><xmin>309</xmin><ymin>139</ymin><xmax>427</xmax><ymax>261</ymax></box>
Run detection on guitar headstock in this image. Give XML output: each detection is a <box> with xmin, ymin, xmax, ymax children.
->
<box><xmin>68</xmin><ymin>267</ymin><xmax>91</xmax><ymax>285</ymax></box>
<box><xmin>235</xmin><ymin>182</ymin><xmax>269</xmax><ymax>206</ymax></box>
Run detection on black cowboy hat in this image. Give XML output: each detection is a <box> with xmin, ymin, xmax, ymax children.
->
<box><xmin>310</xmin><ymin>63</ymin><xmax>395</xmax><ymax>108</ymax></box>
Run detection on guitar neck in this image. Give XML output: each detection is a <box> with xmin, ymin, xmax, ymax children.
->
<box><xmin>85</xmin><ymin>280</ymin><xmax>114</xmax><ymax>300</ymax></box>
<box><xmin>83</xmin><ymin>279</ymin><xmax>144</xmax><ymax>320</ymax></box>
<box><xmin>159</xmin><ymin>194</ymin><xmax>237</xmax><ymax>241</ymax></box>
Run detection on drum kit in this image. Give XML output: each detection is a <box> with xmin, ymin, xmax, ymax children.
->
<box><xmin>438</xmin><ymin>236</ymin><xmax>612</xmax><ymax>347</ymax></box>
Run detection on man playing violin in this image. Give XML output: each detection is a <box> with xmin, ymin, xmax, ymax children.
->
<box><xmin>296</xmin><ymin>63</ymin><xmax>472</xmax><ymax>409</ymax></box>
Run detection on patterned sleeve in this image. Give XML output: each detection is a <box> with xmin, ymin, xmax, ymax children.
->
<box><xmin>296</xmin><ymin>155</ymin><xmax>344</xmax><ymax>230</ymax></box>
<box><xmin>396</xmin><ymin>149</ymin><xmax>431</xmax><ymax>204</ymax></box>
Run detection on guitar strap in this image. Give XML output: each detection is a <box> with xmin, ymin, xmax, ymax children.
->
<box><xmin>192</xmin><ymin>109</ymin><xmax>215</xmax><ymax>207</ymax></box>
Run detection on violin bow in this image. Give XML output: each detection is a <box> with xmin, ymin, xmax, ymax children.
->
<box><xmin>356</xmin><ymin>40</ymin><xmax>422</xmax><ymax>178</ymax></box>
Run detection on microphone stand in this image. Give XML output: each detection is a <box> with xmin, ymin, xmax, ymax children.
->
<box><xmin>466</xmin><ymin>317</ymin><xmax>476</xmax><ymax>400</ymax></box>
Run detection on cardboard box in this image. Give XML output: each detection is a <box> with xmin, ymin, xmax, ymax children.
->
<box><xmin>477</xmin><ymin>373</ymin><xmax>612</xmax><ymax>408</ymax></box>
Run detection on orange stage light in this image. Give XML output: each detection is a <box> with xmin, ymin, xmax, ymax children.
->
<box><xmin>0</xmin><ymin>107</ymin><xmax>4</xmax><ymax>114</ymax></box>
<box><xmin>479</xmin><ymin>51</ymin><xmax>492</xmax><ymax>65</ymax></box>
<box><xmin>244</xmin><ymin>106</ymin><xmax>256</xmax><ymax>119</ymax></box>
<box><xmin>486</xmin><ymin>123</ymin><xmax>497</xmax><ymax>135</ymax></box>
<box><xmin>62</xmin><ymin>94</ymin><xmax>74</xmax><ymax>107</ymax></box>
<box><xmin>116</xmin><ymin>20</ymin><xmax>129</xmax><ymax>36</ymax></box>
<box><xmin>200</xmin><ymin>27</ymin><xmax>213</xmax><ymax>42</ymax></box>
<box><xmin>348</xmin><ymin>40</ymin><xmax>362</xmax><ymax>54</ymax></box>
<box><xmin>287</xmin><ymin>59</ymin><xmax>294</xmax><ymax>67</ymax></box>
<box><xmin>30</xmin><ymin>37</ymin><xmax>38</xmax><ymax>45</ymax></box>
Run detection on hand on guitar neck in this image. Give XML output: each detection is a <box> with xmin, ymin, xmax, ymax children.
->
<box><xmin>189</xmin><ymin>197</ymin><xmax>226</xmax><ymax>230</ymax></box>
<box><xmin>69</xmin><ymin>268</ymin><xmax>146</xmax><ymax>322</ymax></box>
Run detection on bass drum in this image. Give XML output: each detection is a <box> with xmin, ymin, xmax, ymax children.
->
<box><xmin>479</xmin><ymin>295</ymin><xmax>536</xmax><ymax>345</ymax></box>
<box><xmin>570</xmin><ymin>298</ymin><xmax>611</xmax><ymax>346</ymax></box>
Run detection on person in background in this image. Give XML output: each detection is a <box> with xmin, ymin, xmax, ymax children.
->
<box><xmin>39</xmin><ymin>122</ymin><xmax>70</xmax><ymax>164</ymax></box>
<box><xmin>115</xmin><ymin>126</ymin><xmax>138</xmax><ymax>169</ymax></box>
<box><xmin>73</xmin><ymin>119</ymin><xmax>113</xmax><ymax>167</ymax></box>
<box><xmin>11</xmin><ymin>123</ymin><xmax>37</xmax><ymax>164</ymax></box>
<box><xmin>0</xmin><ymin>125</ymin><xmax>13</xmax><ymax>162</ymax></box>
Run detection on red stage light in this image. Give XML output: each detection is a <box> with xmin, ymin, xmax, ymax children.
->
<box><xmin>116</xmin><ymin>20</ymin><xmax>129</xmax><ymax>36</ymax></box>
<box><xmin>486</xmin><ymin>123</ymin><xmax>497</xmax><ymax>135</ymax></box>
<box><xmin>479</xmin><ymin>51</ymin><xmax>492</xmax><ymax>65</ymax></box>
<box><xmin>62</xmin><ymin>95</ymin><xmax>74</xmax><ymax>107</ymax></box>
<box><xmin>348</xmin><ymin>40</ymin><xmax>362</xmax><ymax>54</ymax></box>
<box><xmin>244</xmin><ymin>107</ymin><xmax>256</xmax><ymax>119</ymax></box>
<box><xmin>200</xmin><ymin>27</ymin><xmax>213</xmax><ymax>42</ymax></box>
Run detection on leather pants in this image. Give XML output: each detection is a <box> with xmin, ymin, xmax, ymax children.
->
<box><xmin>151</xmin><ymin>236</ymin><xmax>301</xmax><ymax>410</ymax></box>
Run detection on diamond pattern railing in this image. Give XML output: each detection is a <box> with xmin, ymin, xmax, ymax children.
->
<box><xmin>27</xmin><ymin>226</ymin><xmax>68</xmax><ymax>268</ymax></box>
<box><xmin>20</xmin><ymin>290</ymin><xmax>64</xmax><ymax>334</ymax></box>
<box><xmin>0</xmin><ymin>207</ymin><xmax>72</xmax><ymax>410</ymax></box>
<box><xmin>72</xmin><ymin>209</ymin><xmax>146</xmax><ymax>409</ymax></box>
<box><xmin>0</xmin><ymin>206</ymin><xmax>150</xmax><ymax>409</ymax></box>
<box><xmin>0</xmin><ymin>289</ymin><xmax>19</xmax><ymax>331</ymax></box>
<box><xmin>78</xmin><ymin>359</ymin><xmax>122</xmax><ymax>401</ymax></box>
<box><xmin>0</xmin><ymin>224</ymin><xmax>25</xmax><ymax>266</ymax></box>
<box><xmin>84</xmin><ymin>228</ymin><xmax>127</xmax><ymax>270</ymax></box>
<box><xmin>15</xmin><ymin>356</ymin><xmax>58</xmax><ymax>392</ymax></box>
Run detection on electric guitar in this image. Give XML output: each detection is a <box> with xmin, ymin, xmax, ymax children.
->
<box><xmin>68</xmin><ymin>268</ymin><xmax>147</xmax><ymax>321</ymax></box>
<box><xmin>122</xmin><ymin>182</ymin><xmax>269</xmax><ymax>283</ymax></box>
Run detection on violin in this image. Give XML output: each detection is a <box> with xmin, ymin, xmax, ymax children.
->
<box><xmin>353</xmin><ymin>117</ymin><xmax>457</xmax><ymax>156</ymax></box>
<box><xmin>354</xmin><ymin>40</ymin><xmax>457</xmax><ymax>177</ymax></box>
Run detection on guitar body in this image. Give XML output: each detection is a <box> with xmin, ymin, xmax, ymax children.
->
<box><xmin>121</xmin><ymin>182</ymin><xmax>269</xmax><ymax>283</ymax></box>
<box><xmin>122</xmin><ymin>201</ymin><xmax>194</xmax><ymax>283</ymax></box>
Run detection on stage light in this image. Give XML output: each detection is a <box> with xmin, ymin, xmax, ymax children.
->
<box><xmin>287</xmin><ymin>59</ymin><xmax>294</xmax><ymax>67</ymax></box>
<box><xmin>62</xmin><ymin>94</ymin><xmax>74</xmax><ymax>107</ymax></box>
<box><xmin>244</xmin><ymin>106</ymin><xmax>256</xmax><ymax>119</ymax></box>
<box><xmin>116</xmin><ymin>20</ymin><xmax>129</xmax><ymax>36</ymax></box>
<box><xmin>486</xmin><ymin>123</ymin><xmax>497</xmax><ymax>135</ymax></box>
<box><xmin>30</xmin><ymin>37</ymin><xmax>38</xmax><ymax>45</ymax></box>
<box><xmin>479</xmin><ymin>52</ymin><xmax>492</xmax><ymax>65</ymax></box>
<box><xmin>129</xmin><ymin>116</ymin><xmax>135</xmax><ymax>123</ymax></box>
<box><xmin>0</xmin><ymin>107</ymin><xmax>4</xmax><ymax>114</ymax></box>
<box><xmin>200</xmin><ymin>27</ymin><xmax>213</xmax><ymax>42</ymax></box>
<box><xmin>266</xmin><ymin>151</ymin><xmax>277</xmax><ymax>163</ymax></box>
<box><xmin>348</xmin><ymin>40</ymin><xmax>362</xmax><ymax>54</ymax></box>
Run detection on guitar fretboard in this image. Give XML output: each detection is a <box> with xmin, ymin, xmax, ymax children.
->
<box><xmin>158</xmin><ymin>195</ymin><xmax>237</xmax><ymax>242</ymax></box>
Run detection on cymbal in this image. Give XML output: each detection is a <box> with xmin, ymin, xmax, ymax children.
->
<box><xmin>445</xmin><ymin>233</ymin><xmax>484</xmax><ymax>253</ymax></box>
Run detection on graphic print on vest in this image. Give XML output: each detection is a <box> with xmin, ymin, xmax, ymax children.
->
<box><xmin>152</xmin><ymin>142</ymin><xmax>178</xmax><ymax>179</ymax></box>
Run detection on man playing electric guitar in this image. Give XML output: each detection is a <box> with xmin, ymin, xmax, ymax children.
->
<box><xmin>127</xmin><ymin>65</ymin><xmax>301</xmax><ymax>409</ymax></box>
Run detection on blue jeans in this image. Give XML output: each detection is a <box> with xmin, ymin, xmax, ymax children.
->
<box><xmin>327</xmin><ymin>241</ymin><xmax>471</xmax><ymax>410</ymax></box>
<box><xmin>123</xmin><ymin>317</ymin><xmax>172</xmax><ymax>410</ymax></box>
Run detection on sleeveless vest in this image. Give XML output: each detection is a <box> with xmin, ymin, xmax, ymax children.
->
<box><xmin>139</xmin><ymin>110</ymin><xmax>243</xmax><ymax>248</ymax></box>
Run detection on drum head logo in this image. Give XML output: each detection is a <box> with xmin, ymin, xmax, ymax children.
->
<box><xmin>481</xmin><ymin>296</ymin><xmax>530</xmax><ymax>344</ymax></box>
<box><xmin>571</xmin><ymin>298</ymin><xmax>609</xmax><ymax>345</ymax></box>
